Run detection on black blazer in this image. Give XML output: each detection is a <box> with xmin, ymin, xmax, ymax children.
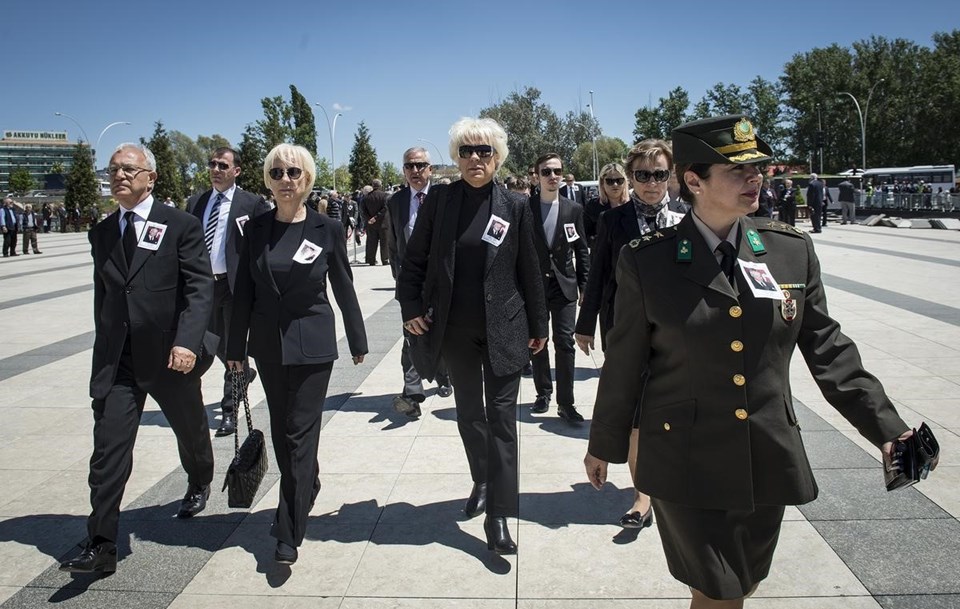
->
<box><xmin>226</xmin><ymin>207</ymin><xmax>367</xmax><ymax>365</ymax></box>
<box><xmin>528</xmin><ymin>195</ymin><xmax>589</xmax><ymax>304</ymax></box>
<box><xmin>88</xmin><ymin>202</ymin><xmax>214</xmax><ymax>399</ymax></box>
<box><xmin>386</xmin><ymin>185</ymin><xmax>424</xmax><ymax>279</ymax></box>
<box><xmin>396</xmin><ymin>181</ymin><xmax>548</xmax><ymax>379</ymax></box>
<box><xmin>187</xmin><ymin>187</ymin><xmax>270</xmax><ymax>292</ymax></box>
<box><xmin>560</xmin><ymin>184</ymin><xmax>586</xmax><ymax>205</ymax></box>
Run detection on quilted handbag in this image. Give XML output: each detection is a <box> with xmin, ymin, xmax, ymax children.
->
<box><xmin>222</xmin><ymin>369</ymin><xmax>268</xmax><ymax>508</ymax></box>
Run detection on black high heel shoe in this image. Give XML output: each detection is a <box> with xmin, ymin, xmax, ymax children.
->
<box><xmin>483</xmin><ymin>516</ymin><xmax>517</xmax><ymax>555</ymax></box>
<box><xmin>618</xmin><ymin>507</ymin><xmax>653</xmax><ymax>530</ymax></box>
<box><xmin>464</xmin><ymin>482</ymin><xmax>487</xmax><ymax>518</ymax></box>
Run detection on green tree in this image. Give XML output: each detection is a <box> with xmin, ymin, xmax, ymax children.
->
<box><xmin>558</xmin><ymin>110</ymin><xmax>601</xmax><ymax>167</ymax></box>
<box><xmin>169</xmin><ymin>130</ymin><xmax>205</xmax><ymax>197</ymax></box>
<box><xmin>196</xmin><ymin>134</ymin><xmax>232</xmax><ymax>157</ymax></box>
<box><xmin>8</xmin><ymin>167</ymin><xmax>36</xmax><ymax>195</ymax></box>
<box><xmin>64</xmin><ymin>143</ymin><xmax>100</xmax><ymax>219</ymax></box>
<box><xmin>743</xmin><ymin>77</ymin><xmax>788</xmax><ymax>161</ymax></box>
<box><xmin>142</xmin><ymin>121</ymin><xmax>183</xmax><ymax>203</ymax></box>
<box><xmin>237</xmin><ymin>124</ymin><xmax>267</xmax><ymax>194</ymax></box>
<box><xmin>348</xmin><ymin>122</ymin><xmax>379</xmax><ymax>189</ymax></box>
<box><xmin>633</xmin><ymin>87</ymin><xmax>691</xmax><ymax>142</ymax></box>
<box><xmin>334</xmin><ymin>165</ymin><xmax>352</xmax><ymax>193</ymax></box>
<box><xmin>315</xmin><ymin>156</ymin><xmax>333</xmax><ymax>190</ymax></box>
<box><xmin>569</xmin><ymin>136</ymin><xmax>629</xmax><ymax>179</ymax></box>
<box><xmin>290</xmin><ymin>85</ymin><xmax>318</xmax><ymax>156</ymax></box>
<box><xmin>921</xmin><ymin>30</ymin><xmax>960</xmax><ymax>165</ymax></box>
<box><xmin>258</xmin><ymin>95</ymin><xmax>293</xmax><ymax>151</ymax></box>
<box><xmin>480</xmin><ymin>86</ymin><xmax>564</xmax><ymax>174</ymax></box>
<box><xmin>381</xmin><ymin>161</ymin><xmax>402</xmax><ymax>188</ymax></box>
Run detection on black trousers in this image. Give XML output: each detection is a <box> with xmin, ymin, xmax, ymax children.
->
<box><xmin>531</xmin><ymin>294</ymin><xmax>576</xmax><ymax>406</ymax></box>
<box><xmin>209</xmin><ymin>277</ymin><xmax>251</xmax><ymax>416</ymax></box>
<box><xmin>810</xmin><ymin>203</ymin><xmax>823</xmax><ymax>231</ymax></box>
<box><xmin>87</xmin><ymin>343</ymin><xmax>214</xmax><ymax>543</ymax></box>
<box><xmin>2</xmin><ymin>229</ymin><xmax>17</xmax><ymax>256</ymax></box>
<box><xmin>257</xmin><ymin>360</ymin><xmax>333</xmax><ymax>547</ymax></box>
<box><xmin>442</xmin><ymin>324</ymin><xmax>520</xmax><ymax>518</ymax></box>
<box><xmin>779</xmin><ymin>203</ymin><xmax>796</xmax><ymax>226</ymax></box>
<box><xmin>401</xmin><ymin>330</ymin><xmax>450</xmax><ymax>401</ymax></box>
<box><xmin>365</xmin><ymin>223</ymin><xmax>389</xmax><ymax>264</ymax></box>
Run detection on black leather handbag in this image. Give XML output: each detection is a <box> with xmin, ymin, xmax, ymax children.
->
<box><xmin>222</xmin><ymin>369</ymin><xmax>268</xmax><ymax>508</ymax></box>
<box><xmin>885</xmin><ymin>422</ymin><xmax>940</xmax><ymax>491</ymax></box>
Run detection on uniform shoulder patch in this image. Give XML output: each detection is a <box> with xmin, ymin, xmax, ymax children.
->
<box><xmin>629</xmin><ymin>225</ymin><xmax>678</xmax><ymax>249</ymax></box>
<box><xmin>754</xmin><ymin>218</ymin><xmax>805</xmax><ymax>237</ymax></box>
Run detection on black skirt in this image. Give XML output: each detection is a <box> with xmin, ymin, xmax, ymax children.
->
<box><xmin>652</xmin><ymin>498</ymin><xmax>785</xmax><ymax>601</ymax></box>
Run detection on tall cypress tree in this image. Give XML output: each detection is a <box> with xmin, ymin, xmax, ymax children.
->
<box><xmin>64</xmin><ymin>143</ymin><xmax>100</xmax><ymax>220</ymax></box>
<box><xmin>142</xmin><ymin>121</ymin><xmax>183</xmax><ymax>203</ymax></box>
<box><xmin>290</xmin><ymin>85</ymin><xmax>318</xmax><ymax>156</ymax></box>
<box><xmin>237</xmin><ymin>124</ymin><xmax>267</xmax><ymax>195</ymax></box>
<box><xmin>347</xmin><ymin>122</ymin><xmax>379</xmax><ymax>190</ymax></box>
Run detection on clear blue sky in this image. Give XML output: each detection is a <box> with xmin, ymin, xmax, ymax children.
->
<box><xmin>4</xmin><ymin>0</ymin><xmax>955</xmax><ymax>172</ymax></box>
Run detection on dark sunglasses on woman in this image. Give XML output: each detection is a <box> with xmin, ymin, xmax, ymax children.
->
<box><xmin>458</xmin><ymin>145</ymin><xmax>494</xmax><ymax>159</ymax></box>
<box><xmin>269</xmin><ymin>167</ymin><xmax>303</xmax><ymax>180</ymax></box>
<box><xmin>604</xmin><ymin>177</ymin><xmax>625</xmax><ymax>186</ymax></box>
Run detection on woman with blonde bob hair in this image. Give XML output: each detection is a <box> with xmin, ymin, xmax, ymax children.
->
<box><xmin>583</xmin><ymin>162</ymin><xmax>630</xmax><ymax>247</ymax></box>
<box><xmin>228</xmin><ymin>143</ymin><xmax>368</xmax><ymax>565</ymax></box>
<box><xmin>398</xmin><ymin>117</ymin><xmax>547</xmax><ymax>555</ymax></box>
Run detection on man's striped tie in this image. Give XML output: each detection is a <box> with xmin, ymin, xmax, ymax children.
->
<box><xmin>204</xmin><ymin>192</ymin><xmax>224</xmax><ymax>254</ymax></box>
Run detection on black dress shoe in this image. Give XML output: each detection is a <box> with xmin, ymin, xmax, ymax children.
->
<box><xmin>177</xmin><ymin>484</ymin><xmax>210</xmax><ymax>518</ymax></box>
<box><xmin>557</xmin><ymin>404</ymin><xmax>584</xmax><ymax>423</ymax></box>
<box><xmin>59</xmin><ymin>541</ymin><xmax>117</xmax><ymax>574</ymax></box>
<box><xmin>531</xmin><ymin>394</ymin><xmax>550</xmax><ymax>414</ymax></box>
<box><xmin>437</xmin><ymin>384</ymin><xmax>453</xmax><ymax>398</ymax></box>
<box><xmin>275</xmin><ymin>541</ymin><xmax>298</xmax><ymax>564</ymax></box>
<box><xmin>392</xmin><ymin>395</ymin><xmax>421</xmax><ymax>418</ymax></box>
<box><xmin>483</xmin><ymin>516</ymin><xmax>517</xmax><ymax>555</ymax></box>
<box><xmin>464</xmin><ymin>482</ymin><xmax>487</xmax><ymax>518</ymax></box>
<box><xmin>619</xmin><ymin>507</ymin><xmax>654</xmax><ymax>530</ymax></box>
<box><xmin>215</xmin><ymin>413</ymin><xmax>237</xmax><ymax>437</ymax></box>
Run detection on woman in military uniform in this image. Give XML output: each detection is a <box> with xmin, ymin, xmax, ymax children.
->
<box><xmin>583</xmin><ymin>115</ymin><xmax>915</xmax><ymax>608</ymax></box>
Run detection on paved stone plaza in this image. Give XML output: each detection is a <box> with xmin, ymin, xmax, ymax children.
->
<box><xmin>1</xmin><ymin>220</ymin><xmax>958</xmax><ymax>608</ymax></box>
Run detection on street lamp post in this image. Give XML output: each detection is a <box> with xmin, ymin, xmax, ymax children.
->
<box><xmin>55</xmin><ymin>113</ymin><xmax>131</xmax><ymax>169</ymax></box>
<box><xmin>587</xmin><ymin>90</ymin><xmax>599</xmax><ymax>180</ymax></box>
<box><xmin>838</xmin><ymin>78</ymin><xmax>885</xmax><ymax>172</ymax></box>
<box><xmin>816</xmin><ymin>103</ymin><xmax>823</xmax><ymax>174</ymax></box>
<box><xmin>417</xmin><ymin>138</ymin><xmax>447</xmax><ymax>166</ymax></box>
<box><xmin>95</xmin><ymin>122</ymin><xmax>132</xmax><ymax>165</ymax></box>
<box><xmin>315</xmin><ymin>104</ymin><xmax>343</xmax><ymax>191</ymax></box>
<box><xmin>54</xmin><ymin>111</ymin><xmax>91</xmax><ymax>148</ymax></box>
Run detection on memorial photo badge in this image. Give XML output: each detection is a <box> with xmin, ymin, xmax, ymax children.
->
<box><xmin>481</xmin><ymin>214</ymin><xmax>510</xmax><ymax>247</ymax></box>
<box><xmin>292</xmin><ymin>239</ymin><xmax>322</xmax><ymax>264</ymax></box>
<box><xmin>738</xmin><ymin>260</ymin><xmax>783</xmax><ymax>301</ymax></box>
<box><xmin>138</xmin><ymin>221</ymin><xmax>167</xmax><ymax>251</ymax></box>
<box><xmin>563</xmin><ymin>222</ymin><xmax>579</xmax><ymax>242</ymax></box>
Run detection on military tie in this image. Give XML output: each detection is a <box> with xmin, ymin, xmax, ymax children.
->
<box><xmin>204</xmin><ymin>192</ymin><xmax>224</xmax><ymax>254</ymax></box>
<box><xmin>716</xmin><ymin>241</ymin><xmax>737</xmax><ymax>286</ymax></box>
<box><xmin>122</xmin><ymin>210</ymin><xmax>138</xmax><ymax>265</ymax></box>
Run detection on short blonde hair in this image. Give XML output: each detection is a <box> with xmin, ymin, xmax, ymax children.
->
<box><xmin>625</xmin><ymin>139</ymin><xmax>672</xmax><ymax>172</ymax></box>
<box><xmin>448</xmin><ymin>117</ymin><xmax>509</xmax><ymax>169</ymax></box>
<box><xmin>598</xmin><ymin>162</ymin><xmax>630</xmax><ymax>205</ymax></box>
<box><xmin>263</xmin><ymin>143</ymin><xmax>316</xmax><ymax>193</ymax></box>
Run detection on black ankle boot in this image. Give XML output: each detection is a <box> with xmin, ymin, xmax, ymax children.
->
<box><xmin>483</xmin><ymin>516</ymin><xmax>517</xmax><ymax>555</ymax></box>
<box><xmin>464</xmin><ymin>482</ymin><xmax>487</xmax><ymax>518</ymax></box>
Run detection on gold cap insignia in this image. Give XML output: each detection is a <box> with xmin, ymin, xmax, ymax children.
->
<box><xmin>733</xmin><ymin>119</ymin><xmax>755</xmax><ymax>143</ymax></box>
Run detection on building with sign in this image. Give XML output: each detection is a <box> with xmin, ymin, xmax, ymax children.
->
<box><xmin>0</xmin><ymin>130</ymin><xmax>79</xmax><ymax>193</ymax></box>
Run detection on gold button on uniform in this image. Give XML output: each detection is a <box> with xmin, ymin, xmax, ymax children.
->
<box><xmin>733</xmin><ymin>374</ymin><xmax>745</xmax><ymax>386</ymax></box>
<box><xmin>730</xmin><ymin>340</ymin><xmax>744</xmax><ymax>352</ymax></box>
<box><xmin>663</xmin><ymin>422</ymin><xmax>671</xmax><ymax>431</ymax></box>
<box><xmin>735</xmin><ymin>408</ymin><xmax>748</xmax><ymax>420</ymax></box>
<box><xmin>729</xmin><ymin>305</ymin><xmax>742</xmax><ymax>318</ymax></box>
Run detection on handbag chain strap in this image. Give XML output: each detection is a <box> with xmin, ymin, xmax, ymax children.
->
<box><xmin>230</xmin><ymin>369</ymin><xmax>256</xmax><ymax>457</ymax></box>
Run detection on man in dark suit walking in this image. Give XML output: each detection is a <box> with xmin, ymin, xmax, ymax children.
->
<box><xmin>530</xmin><ymin>155</ymin><xmax>590</xmax><ymax>421</ymax></box>
<box><xmin>806</xmin><ymin>173</ymin><xmax>825</xmax><ymax>233</ymax></box>
<box><xmin>187</xmin><ymin>147</ymin><xmax>270</xmax><ymax>436</ymax></box>
<box><xmin>360</xmin><ymin>179</ymin><xmax>389</xmax><ymax>265</ymax></box>
<box><xmin>560</xmin><ymin>174</ymin><xmax>586</xmax><ymax>205</ymax></box>
<box><xmin>386</xmin><ymin>147</ymin><xmax>452</xmax><ymax>417</ymax></box>
<box><xmin>60</xmin><ymin>143</ymin><xmax>216</xmax><ymax>574</ymax></box>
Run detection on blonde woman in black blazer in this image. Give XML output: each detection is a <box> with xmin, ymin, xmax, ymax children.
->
<box><xmin>228</xmin><ymin>143</ymin><xmax>367</xmax><ymax>566</ymax></box>
<box><xmin>397</xmin><ymin>117</ymin><xmax>548</xmax><ymax>554</ymax></box>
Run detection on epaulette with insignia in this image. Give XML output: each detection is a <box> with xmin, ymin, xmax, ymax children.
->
<box><xmin>754</xmin><ymin>218</ymin><xmax>805</xmax><ymax>237</ymax></box>
<box><xmin>629</xmin><ymin>225</ymin><xmax>678</xmax><ymax>249</ymax></box>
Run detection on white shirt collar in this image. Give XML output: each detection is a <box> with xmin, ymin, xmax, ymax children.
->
<box><xmin>123</xmin><ymin>195</ymin><xmax>154</xmax><ymax>221</ymax></box>
<box><xmin>214</xmin><ymin>183</ymin><xmax>237</xmax><ymax>201</ymax></box>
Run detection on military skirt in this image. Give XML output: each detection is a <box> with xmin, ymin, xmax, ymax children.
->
<box><xmin>651</xmin><ymin>498</ymin><xmax>785</xmax><ymax>600</ymax></box>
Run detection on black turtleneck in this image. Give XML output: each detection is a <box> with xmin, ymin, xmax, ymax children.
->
<box><xmin>448</xmin><ymin>181</ymin><xmax>494</xmax><ymax>328</ymax></box>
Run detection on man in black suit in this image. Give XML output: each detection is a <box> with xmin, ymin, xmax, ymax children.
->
<box><xmin>60</xmin><ymin>143</ymin><xmax>216</xmax><ymax>574</ymax></box>
<box><xmin>360</xmin><ymin>179</ymin><xmax>389</xmax><ymax>265</ymax></box>
<box><xmin>386</xmin><ymin>147</ymin><xmax>452</xmax><ymax>417</ymax></box>
<box><xmin>2</xmin><ymin>198</ymin><xmax>19</xmax><ymax>257</ymax></box>
<box><xmin>806</xmin><ymin>173</ymin><xmax>825</xmax><ymax>233</ymax></box>
<box><xmin>187</xmin><ymin>147</ymin><xmax>270</xmax><ymax>436</ymax></box>
<box><xmin>560</xmin><ymin>174</ymin><xmax>586</xmax><ymax>205</ymax></box>
<box><xmin>530</xmin><ymin>154</ymin><xmax>589</xmax><ymax>421</ymax></box>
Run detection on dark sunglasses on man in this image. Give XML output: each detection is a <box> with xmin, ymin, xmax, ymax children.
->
<box><xmin>403</xmin><ymin>162</ymin><xmax>430</xmax><ymax>171</ymax></box>
<box><xmin>208</xmin><ymin>160</ymin><xmax>231</xmax><ymax>171</ymax></box>
<box><xmin>268</xmin><ymin>167</ymin><xmax>303</xmax><ymax>180</ymax></box>
<box><xmin>633</xmin><ymin>169</ymin><xmax>671</xmax><ymax>183</ymax></box>
<box><xmin>540</xmin><ymin>167</ymin><xmax>564</xmax><ymax>177</ymax></box>
<box><xmin>458</xmin><ymin>145</ymin><xmax>494</xmax><ymax>159</ymax></box>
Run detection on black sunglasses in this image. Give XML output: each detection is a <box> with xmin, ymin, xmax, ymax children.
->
<box><xmin>207</xmin><ymin>160</ymin><xmax>231</xmax><ymax>171</ymax></box>
<box><xmin>632</xmin><ymin>169</ymin><xmax>671</xmax><ymax>183</ymax></box>
<box><xmin>604</xmin><ymin>177</ymin><xmax>625</xmax><ymax>186</ymax></box>
<box><xmin>403</xmin><ymin>162</ymin><xmax>430</xmax><ymax>171</ymax></box>
<box><xmin>268</xmin><ymin>167</ymin><xmax>303</xmax><ymax>180</ymax></box>
<box><xmin>458</xmin><ymin>145</ymin><xmax>495</xmax><ymax>159</ymax></box>
<box><xmin>539</xmin><ymin>167</ymin><xmax>564</xmax><ymax>177</ymax></box>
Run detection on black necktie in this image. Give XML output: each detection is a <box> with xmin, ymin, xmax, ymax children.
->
<box><xmin>716</xmin><ymin>241</ymin><xmax>737</xmax><ymax>286</ymax></box>
<box><xmin>123</xmin><ymin>211</ymin><xmax>138</xmax><ymax>265</ymax></box>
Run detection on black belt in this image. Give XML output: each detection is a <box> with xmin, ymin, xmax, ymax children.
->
<box><xmin>214</xmin><ymin>273</ymin><xmax>228</xmax><ymax>281</ymax></box>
